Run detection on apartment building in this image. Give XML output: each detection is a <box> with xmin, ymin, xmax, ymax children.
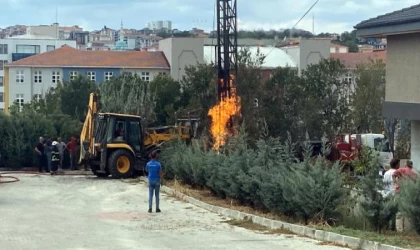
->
<box><xmin>26</xmin><ymin>23</ymin><xmax>83</xmax><ymax>39</ymax></box>
<box><xmin>3</xmin><ymin>45</ymin><xmax>170</xmax><ymax>113</ymax></box>
<box><xmin>0</xmin><ymin>35</ymin><xmax>76</xmax><ymax>112</ymax></box>
<box><xmin>147</xmin><ymin>20</ymin><xmax>172</xmax><ymax>31</ymax></box>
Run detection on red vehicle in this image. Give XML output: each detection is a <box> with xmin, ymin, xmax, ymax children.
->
<box><xmin>327</xmin><ymin>133</ymin><xmax>362</xmax><ymax>173</ymax></box>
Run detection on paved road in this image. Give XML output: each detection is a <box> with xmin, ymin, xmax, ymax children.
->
<box><xmin>0</xmin><ymin>173</ymin><xmax>349</xmax><ymax>250</ymax></box>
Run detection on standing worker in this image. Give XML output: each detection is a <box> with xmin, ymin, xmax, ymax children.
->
<box><xmin>66</xmin><ymin>137</ymin><xmax>77</xmax><ymax>170</ymax></box>
<box><xmin>146</xmin><ymin>151</ymin><xmax>162</xmax><ymax>213</ymax></box>
<box><xmin>51</xmin><ymin>141</ymin><xmax>60</xmax><ymax>175</ymax></box>
<box><xmin>56</xmin><ymin>137</ymin><xmax>67</xmax><ymax>171</ymax></box>
<box><xmin>44</xmin><ymin>135</ymin><xmax>53</xmax><ymax>173</ymax></box>
<box><xmin>34</xmin><ymin>137</ymin><xmax>49</xmax><ymax>173</ymax></box>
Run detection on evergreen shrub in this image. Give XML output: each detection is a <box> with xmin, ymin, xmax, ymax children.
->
<box><xmin>358</xmin><ymin>148</ymin><xmax>398</xmax><ymax>233</ymax></box>
<box><xmin>0</xmin><ymin>111</ymin><xmax>56</xmax><ymax>169</ymax></box>
<box><xmin>398</xmin><ymin>178</ymin><xmax>420</xmax><ymax>234</ymax></box>
<box><xmin>160</xmin><ymin>127</ymin><xmax>346</xmax><ymax>224</ymax></box>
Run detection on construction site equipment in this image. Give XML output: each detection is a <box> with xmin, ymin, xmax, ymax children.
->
<box><xmin>79</xmin><ymin>93</ymin><xmax>193</xmax><ymax>179</ymax></box>
<box><xmin>216</xmin><ymin>0</ymin><xmax>238</xmax><ymax>101</ymax></box>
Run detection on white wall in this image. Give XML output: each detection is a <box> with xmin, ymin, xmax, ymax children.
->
<box><xmin>0</xmin><ymin>38</ymin><xmax>75</xmax><ymax>109</ymax></box>
<box><xmin>27</xmin><ymin>24</ymin><xmax>59</xmax><ymax>38</ymax></box>
<box><xmin>159</xmin><ymin>38</ymin><xmax>204</xmax><ymax>81</ymax></box>
<box><xmin>8</xmin><ymin>67</ymin><xmax>62</xmax><ymax>106</ymax></box>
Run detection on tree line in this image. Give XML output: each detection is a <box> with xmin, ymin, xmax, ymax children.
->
<box><xmin>0</xmin><ymin>48</ymin><xmax>410</xmax><ymax>169</ymax></box>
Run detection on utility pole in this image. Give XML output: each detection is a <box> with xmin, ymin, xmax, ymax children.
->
<box><xmin>312</xmin><ymin>12</ymin><xmax>315</xmax><ymax>35</ymax></box>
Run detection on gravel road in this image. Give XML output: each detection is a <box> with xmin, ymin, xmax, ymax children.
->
<box><xmin>0</xmin><ymin>173</ymin><xmax>349</xmax><ymax>250</ymax></box>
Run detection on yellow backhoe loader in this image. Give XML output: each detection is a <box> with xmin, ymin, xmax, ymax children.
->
<box><xmin>79</xmin><ymin>93</ymin><xmax>196</xmax><ymax>179</ymax></box>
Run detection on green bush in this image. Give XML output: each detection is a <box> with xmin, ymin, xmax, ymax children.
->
<box><xmin>398</xmin><ymin>178</ymin><xmax>420</xmax><ymax>234</ymax></box>
<box><xmin>359</xmin><ymin>148</ymin><xmax>398</xmax><ymax>233</ymax></box>
<box><xmin>160</xmin><ymin>126</ymin><xmax>346</xmax><ymax>224</ymax></box>
<box><xmin>0</xmin><ymin>111</ymin><xmax>56</xmax><ymax>169</ymax></box>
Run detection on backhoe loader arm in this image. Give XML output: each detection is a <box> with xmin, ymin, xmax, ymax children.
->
<box><xmin>79</xmin><ymin>93</ymin><xmax>99</xmax><ymax>164</ymax></box>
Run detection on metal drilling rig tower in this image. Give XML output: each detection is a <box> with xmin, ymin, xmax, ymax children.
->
<box><xmin>216</xmin><ymin>0</ymin><xmax>238</xmax><ymax>101</ymax></box>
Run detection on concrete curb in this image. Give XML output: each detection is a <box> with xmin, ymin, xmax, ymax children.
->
<box><xmin>141</xmin><ymin>178</ymin><xmax>407</xmax><ymax>250</ymax></box>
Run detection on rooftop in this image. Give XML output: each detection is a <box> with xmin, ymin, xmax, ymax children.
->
<box><xmin>331</xmin><ymin>50</ymin><xmax>386</xmax><ymax>69</ymax></box>
<box><xmin>355</xmin><ymin>4</ymin><xmax>420</xmax><ymax>29</ymax></box>
<box><xmin>331</xmin><ymin>43</ymin><xmax>349</xmax><ymax>49</ymax></box>
<box><xmin>6</xmin><ymin>34</ymin><xmax>58</xmax><ymax>40</ymax></box>
<box><xmin>8</xmin><ymin>45</ymin><xmax>170</xmax><ymax>69</ymax></box>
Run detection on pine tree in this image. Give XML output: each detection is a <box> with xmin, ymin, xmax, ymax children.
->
<box><xmin>359</xmin><ymin>148</ymin><xmax>398</xmax><ymax>233</ymax></box>
<box><xmin>398</xmin><ymin>178</ymin><xmax>420</xmax><ymax>234</ymax></box>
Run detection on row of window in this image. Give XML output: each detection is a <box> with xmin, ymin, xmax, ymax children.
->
<box><xmin>69</xmin><ymin>71</ymin><xmax>150</xmax><ymax>82</ymax></box>
<box><xmin>0</xmin><ymin>44</ymin><xmax>55</xmax><ymax>55</ymax></box>
<box><xmin>15</xmin><ymin>70</ymin><xmax>61</xmax><ymax>84</ymax></box>
<box><xmin>13</xmin><ymin>71</ymin><xmax>152</xmax><ymax>84</ymax></box>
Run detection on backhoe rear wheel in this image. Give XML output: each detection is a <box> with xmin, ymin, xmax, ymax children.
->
<box><xmin>108</xmin><ymin>150</ymin><xmax>134</xmax><ymax>179</ymax></box>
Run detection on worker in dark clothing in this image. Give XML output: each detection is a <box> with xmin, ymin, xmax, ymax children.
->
<box><xmin>44</xmin><ymin>135</ymin><xmax>53</xmax><ymax>172</ymax></box>
<box><xmin>51</xmin><ymin>141</ymin><xmax>60</xmax><ymax>175</ymax></box>
<box><xmin>35</xmin><ymin>137</ymin><xmax>49</xmax><ymax>173</ymax></box>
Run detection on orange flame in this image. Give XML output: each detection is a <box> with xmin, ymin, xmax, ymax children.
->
<box><xmin>208</xmin><ymin>95</ymin><xmax>241</xmax><ymax>151</ymax></box>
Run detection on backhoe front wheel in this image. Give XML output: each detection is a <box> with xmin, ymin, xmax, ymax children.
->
<box><xmin>108</xmin><ymin>150</ymin><xmax>134</xmax><ymax>179</ymax></box>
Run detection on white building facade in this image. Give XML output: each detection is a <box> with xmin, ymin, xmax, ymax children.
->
<box><xmin>0</xmin><ymin>36</ymin><xmax>76</xmax><ymax>112</ymax></box>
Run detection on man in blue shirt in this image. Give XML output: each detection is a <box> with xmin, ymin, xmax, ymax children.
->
<box><xmin>146</xmin><ymin>151</ymin><xmax>162</xmax><ymax>213</ymax></box>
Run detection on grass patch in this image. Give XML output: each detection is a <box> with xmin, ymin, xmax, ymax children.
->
<box><xmin>317</xmin><ymin>241</ymin><xmax>349</xmax><ymax>248</ymax></box>
<box><xmin>225</xmin><ymin>219</ymin><xmax>267</xmax><ymax>231</ymax></box>
<box><xmin>224</xmin><ymin>219</ymin><xmax>295</xmax><ymax>235</ymax></box>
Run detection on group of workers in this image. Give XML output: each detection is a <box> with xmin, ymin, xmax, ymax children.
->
<box><xmin>382</xmin><ymin>159</ymin><xmax>417</xmax><ymax>197</ymax></box>
<box><xmin>34</xmin><ymin>136</ymin><xmax>79</xmax><ymax>175</ymax></box>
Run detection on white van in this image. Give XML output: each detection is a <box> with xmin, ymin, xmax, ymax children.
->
<box><xmin>351</xmin><ymin>133</ymin><xmax>393</xmax><ymax>174</ymax></box>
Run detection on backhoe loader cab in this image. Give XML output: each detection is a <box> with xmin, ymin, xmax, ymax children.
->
<box><xmin>85</xmin><ymin>112</ymin><xmax>146</xmax><ymax>179</ymax></box>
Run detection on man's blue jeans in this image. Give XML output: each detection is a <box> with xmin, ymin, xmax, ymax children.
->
<box><xmin>148</xmin><ymin>180</ymin><xmax>160</xmax><ymax>210</ymax></box>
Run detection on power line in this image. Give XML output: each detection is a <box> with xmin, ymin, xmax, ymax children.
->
<box><xmin>265</xmin><ymin>0</ymin><xmax>320</xmax><ymax>59</ymax></box>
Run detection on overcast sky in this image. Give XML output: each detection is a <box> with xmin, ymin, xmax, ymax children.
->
<box><xmin>1</xmin><ymin>0</ymin><xmax>419</xmax><ymax>34</ymax></box>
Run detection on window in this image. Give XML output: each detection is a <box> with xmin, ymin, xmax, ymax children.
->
<box><xmin>0</xmin><ymin>60</ymin><xmax>7</xmax><ymax>70</ymax></box>
<box><xmin>344</xmin><ymin>73</ymin><xmax>352</xmax><ymax>84</ymax></box>
<box><xmin>114</xmin><ymin>120</ymin><xmax>126</xmax><ymax>141</ymax></box>
<box><xmin>128</xmin><ymin>120</ymin><xmax>142</xmax><ymax>151</ymax></box>
<box><xmin>16</xmin><ymin>45</ymin><xmax>40</xmax><ymax>54</ymax></box>
<box><xmin>34</xmin><ymin>71</ymin><xmax>42</xmax><ymax>83</ymax></box>
<box><xmin>0</xmin><ymin>92</ymin><xmax>3</xmax><ymax>102</ymax></box>
<box><xmin>52</xmin><ymin>71</ymin><xmax>60</xmax><ymax>83</ymax></box>
<box><xmin>47</xmin><ymin>45</ymin><xmax>55</xmax><ymax>51</ymax></box>
<box><xmin>105</xmin><ymin>72</ymin><xmax>113</xmax><ymax>81</ymax></box>
<box><xmin>15</xmin><ymin>94</ymin><xmax>24</xmax><ymax>112</ymax></box>
<box><xmin>70</xmin><ymin>71</ymin><xmax>78</xmax><ymax>80</ymax></box>
<box><xmin>34</xmin><ymin>94</ymin><xmax>41</xmax><ymax>102</ymax></box>
<box><xmin>0</xmin><ymin>76</ymin><xmax>3</xmax><ymax>87</ymax></box>
<box><xmin>16</xmin><ymin>70</ymin><xmax>24</xmax><ymax>83</ymax></box>
<box><xmin>0</xmin><ymin>44</ymin><xmax>8</xmax><ymax>54</ymax></box>
<box><xmin>141</xmin><ymin>72</ymin><xmax>150</xmax><ymax>82</ymax></box>
<box><xmin>87</xmin><ymin>71</ymin><xmax>96</xmax><ymax>82</ymax></box>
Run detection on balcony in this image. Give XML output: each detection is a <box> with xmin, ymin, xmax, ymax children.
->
<box><xmin>12</xmin><ymin>53</ymin><xmax>37</xmax><ymax>62</ymax></box>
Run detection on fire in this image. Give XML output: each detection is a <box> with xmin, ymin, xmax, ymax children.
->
<box><xmin>208</xmin><ymin>95</ymin><xmax>241</xmax><ymax>150</ymax></box>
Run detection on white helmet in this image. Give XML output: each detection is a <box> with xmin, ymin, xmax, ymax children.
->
<box><xmin>52</xmin><ymin>141</ymin><xmax>58</xmax><ymax>146</ymax></box>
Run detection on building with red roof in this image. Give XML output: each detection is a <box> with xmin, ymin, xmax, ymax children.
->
<box><xmin>3</xmin><ymin>45</ymin><xmax>170</xmax><ymax>113</ymax></box>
